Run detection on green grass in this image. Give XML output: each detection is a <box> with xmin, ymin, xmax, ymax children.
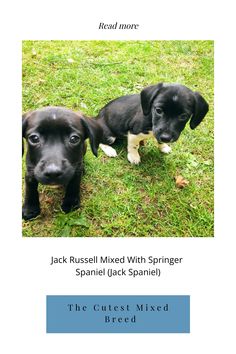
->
<box><xmin>22</xmin><ymin>40</ymin><xmax>214</xmax><ymax>237</ymax></box>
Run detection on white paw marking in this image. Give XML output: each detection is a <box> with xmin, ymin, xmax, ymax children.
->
<box><xmin>127</xmin><ymin>152</ymin><xmax>141</xmax><ymax>165</ymax></box>
<box><xmin>99</xmin><ymin>144</ymin><xmax>117</xmax><ymax>157</ymax></box>
<box><xmin>159</xmin><ymin>144</ymin><xmax>172</xmax><ymax>154</ymax></box>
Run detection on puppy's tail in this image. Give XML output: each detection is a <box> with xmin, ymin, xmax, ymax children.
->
<box><xmin>95</xmin><ymin>113</ymin><xmax>116</xmax><ymax>145</ymax></box>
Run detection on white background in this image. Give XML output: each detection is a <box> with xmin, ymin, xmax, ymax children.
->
<box><xmin>1</xmin><ymin>0</ymin><xmax>236</xmax><ymax>353</ymax></box>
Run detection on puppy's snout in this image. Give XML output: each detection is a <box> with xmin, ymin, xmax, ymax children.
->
<box><xmin>159</xmin><ymin>133</ymin><xmax>172</xmax><ymax>143</ymax></box>
<box><xmin>44</xmin><ymin>163</ymin><xmax>63</xmax><ymax>179</ymax></box>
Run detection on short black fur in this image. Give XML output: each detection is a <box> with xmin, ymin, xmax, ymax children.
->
<box><xmin>22</xmin><ymin>107</ymin><xmax>102</xmax><ymax>220</ymax></box>
<box><xmin>98</xmin><ymin>83</ymin><xmax>209</xmax><ymax>144</ymax></box>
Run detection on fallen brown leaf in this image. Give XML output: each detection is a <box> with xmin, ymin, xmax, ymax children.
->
<box><xmin>175</xmin><ymin>175</ymin><xmax>189</xmax><ymax>189</ymax></box>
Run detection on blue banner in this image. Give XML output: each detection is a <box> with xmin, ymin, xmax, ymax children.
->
<box><xmin>47</xmin><ymin>295</ymin><xmax>190</xmax><ymax>333</ymax></box>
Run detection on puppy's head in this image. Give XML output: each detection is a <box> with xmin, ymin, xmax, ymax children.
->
<box><xmin>22</xmin><ymin>107</ymin><xmax>102</xmax><ymax>185</ymax></box>
<box><xmin>141</xmin><ymin>83</ymin><xmax>209</xmax><ymax>143</ymax></box>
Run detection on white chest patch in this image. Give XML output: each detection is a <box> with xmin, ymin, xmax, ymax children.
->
<box><xmin>134</xmin><ymin>131</ymin><xmax>154</xmax><ymax>140</ymax></box>
<box><xmin>52</xmin><ymin>113</ymin><xmax>57</xmax><ymax>120</ymax></box>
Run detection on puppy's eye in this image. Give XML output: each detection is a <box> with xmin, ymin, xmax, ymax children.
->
<box><xmin>179</xmin><ymin>113</ymin><xmax>189</xmax><ymax>121</ymax></box>
<box><xmin>155</xmin><ymin>107</ymin><xmax>163</xmax><ymax>115</ymax></box>
<box><xmin>28</xmin><ymin>134</ymin><xmax>40</xmax><ymax>145</ymax></box>
<box><xmin>69</xmin><ymin>135</ymin><xmax>80</xmax><ymax>145</ymax></box>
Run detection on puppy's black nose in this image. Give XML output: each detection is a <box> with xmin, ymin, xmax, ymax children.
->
<box><xmin>159</xmin><ymin>133</ymin><xmax>172</xmax><ymax>143</ymax></box>
<box><xmin>44</xmin><ymin>164</ymin><xmax>63</xmax><ymax>179</ymax></box>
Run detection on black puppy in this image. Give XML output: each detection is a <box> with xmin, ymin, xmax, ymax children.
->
<box><xmin>22</xmin><ymin>107</ymin><xmax>102</xmax><ymax>221</ymax></box>
<box><xmin>98</xmin><ymin>83</ymin><xmax>209</xmax><ymax>164</ymax></box>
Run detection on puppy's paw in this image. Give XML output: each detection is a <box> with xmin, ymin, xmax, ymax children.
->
<box><xmin>127</xmin><ymin>152</ymin><xmax>141</xmax><ymax>165</ymax></box>
<box><xmin>99</xmin><ymin>144</ymin><xmax>117</xmax><ymax>157</ymax></box>
<box><xmin>61</xmin><ymin>198</ymin><xmax>80</xmax><ymax>214</ymax></box>
<box><xmin>159</xmin><ymin>143</ymin><xmax>172</xmax><ymax>154</ymax></box>
<box><xmin>22</xmin><ymin>205</ymin><xmax>40</xmax><ymax>221</ymax></box>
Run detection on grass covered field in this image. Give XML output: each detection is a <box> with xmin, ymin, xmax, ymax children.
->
<box><xmin>22</xmin><ymin>40</ymin><xmax>214</xmax><ymax>237</ymax></box>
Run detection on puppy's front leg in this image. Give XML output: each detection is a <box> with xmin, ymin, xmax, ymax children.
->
<box><xmin>127</xmin><ymin>132</ymin><xmax>141</xmax><ymax>164</ymax></box>
<box><xmin>61</xmin><ymin>168</ymin><xmax>82</xmax><ymax>213</ymax></box>
<box><xmin>22</xmin><ymin>174</ymin><xmax>40</xmax><ymax>220</ymax></box>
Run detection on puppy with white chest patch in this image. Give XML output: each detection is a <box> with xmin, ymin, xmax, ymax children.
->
<box><xmin>97</xmin><ymin>83</ymin><xmax>209</xmax><ymax>164</ymax></box>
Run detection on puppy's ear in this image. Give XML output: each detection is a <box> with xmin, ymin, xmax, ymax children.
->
<box><xmin>141</xmin><ymin>83</ymin><xmax>164</xmax><ymax>115</ymax></box>
<box><xmin>190</xmin><ymin>92</ymin><xmax>209</xmax><ymax>129</ymax></box>
<box><xmin>81</xmin><ymin>117</ymin><xmax>103</xmax><ymax>157</ymax></box>
<box><xmin>22</xmin><ymin>111</ymin><xmax>33</xmax><ymax>137</ymax></box>
<box><xmin>22</xmin><ymin>112</ymin><xmax>31</xmax><ymax>156</ymax></box>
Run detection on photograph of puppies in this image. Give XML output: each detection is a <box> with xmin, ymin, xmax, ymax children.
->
<box><xmin>22</xmin><ymin>40</ymin><xmax>214</xmax><ymax>237</ymax></box>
